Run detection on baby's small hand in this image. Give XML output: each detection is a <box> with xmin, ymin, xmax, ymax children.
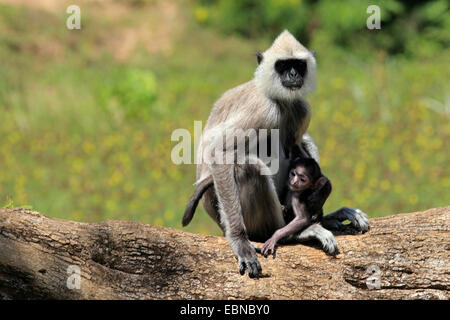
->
<box><xmin>261</xmin><ymin>237</ymin><xmax>277</xmax><ymax>259</ymax></box>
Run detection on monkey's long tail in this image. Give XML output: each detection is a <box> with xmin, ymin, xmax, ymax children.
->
<box><xmin>182</xmin><ymin>175</ymin><xmax>214</xmax><ymax>227</ymax></box>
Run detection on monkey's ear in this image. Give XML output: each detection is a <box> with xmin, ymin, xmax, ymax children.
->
<box><xmin>256</xmin><ymin>52</ymin><xmax>263</xmax><ymax>65</ymax></box>
<box><xmin>314</xmin><ymin>176</ymin><xmax>329</xmax><ymax>189</ymax></box>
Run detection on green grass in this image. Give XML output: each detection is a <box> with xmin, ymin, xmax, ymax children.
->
<box><xmin>0</xmin><ymin>2</ymin><xmax>448</xmax><ymax>236</ymax></box>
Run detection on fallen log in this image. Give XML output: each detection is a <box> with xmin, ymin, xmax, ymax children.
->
<box><xmin>0</xmin><ymin>206</ymin><xmax>448</xmax><ymax>299</ymax></box>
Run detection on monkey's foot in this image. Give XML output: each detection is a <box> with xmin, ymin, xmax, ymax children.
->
<box><xmin>295</xmin><ymin>224</ymin><xmax>339</xmax><ymax>256</ymax></box>
<box><xmin>322</xmin><ymin>207</ymin><xmax>370</xmax><ymax>233</ymax></box>
<box><xmin>234</xmin><ymin>241</ymin><xmax>262</xmax><ymax>278</ymax></box>
<box><xmin>238</xmin><ymin>255</ymin><xmax>262</xmax><ymax>278</ymax></box>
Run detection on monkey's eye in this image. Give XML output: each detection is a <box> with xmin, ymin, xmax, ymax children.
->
<box><xmin>294</xmin><ymin>60</ymin><xmax>307</xmax><ymax>77</ymax></box>
<box><xmin>275</xmin><ymin>60</ymin><xmax>287</xmax><ymax>72</ymax></box>
<box><xmin>275</xmin><ymin>59</ymin><xmax>308</xmax><ymax>78</ymax></box>
<box><xmin>289</xmin><ymin>170</ymin><xmax>295</xmax><ymax>177</ymax></box>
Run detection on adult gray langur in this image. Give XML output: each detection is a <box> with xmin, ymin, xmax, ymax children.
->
<box><xmin>187</xmin><ymin>30</ymin><xmax>369</xmax><ymax>278</ymax></box>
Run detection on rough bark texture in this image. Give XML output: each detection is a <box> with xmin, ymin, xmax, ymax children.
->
<box><xmin>0</xmin><ymin>206</ymin><xmax>449</xmax><ymax>300</ymax></box>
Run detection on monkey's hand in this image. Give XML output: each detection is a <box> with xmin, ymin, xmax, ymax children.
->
<box><xmin>232</xmin><ymin>240</ymin><xmax>262</xmax><ymax>278</ymax></box>
<box><xmin>261</xmin><ymin>237</ymin><xmax>278</xmax><ymax>259</ymax></box>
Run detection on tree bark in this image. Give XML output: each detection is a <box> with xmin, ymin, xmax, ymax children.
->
<box><xmin>0</xmin><ymin>206</ymin><xmax>448</xmax><ymax>300</ymax></box>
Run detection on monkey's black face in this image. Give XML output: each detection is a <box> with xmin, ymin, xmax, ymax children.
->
<box><xmin>275</xmin><ymin>59</ymin><xmax>307</xmax><ymax>90</ymax></box>
<box><xmin>288</xmin><ymin>166</ymin><xmax>312</xmax><ymax>191</ymax></box>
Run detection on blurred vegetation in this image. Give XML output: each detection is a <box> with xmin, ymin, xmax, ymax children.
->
<box><xmin>195</xmin><ymin>0</ymin><xmax>449</xmax><ymax>57</ymax></box>
<box><xmin>0</xmin><ymin>0</ymin><xmax>448</xmax><ymax>236</ymax></box>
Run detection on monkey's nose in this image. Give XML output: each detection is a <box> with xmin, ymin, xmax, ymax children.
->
<box><xmin>289</xmin><ymin>68</ymin><xmax>298</xmax><ymax>77</ymax></box>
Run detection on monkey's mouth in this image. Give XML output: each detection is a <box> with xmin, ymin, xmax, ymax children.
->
<box><xmin>282</xmin><ymin>80</ymin><xmax>303</xmax><ymax>90</ymax></box>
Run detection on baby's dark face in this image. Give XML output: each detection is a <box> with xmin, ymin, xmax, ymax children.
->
<box><xmin>288</xmin><ymin>166</ymin><xmax>312</xmax><ymax>191</ymax></box>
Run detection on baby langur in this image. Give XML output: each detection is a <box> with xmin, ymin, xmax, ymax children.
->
<box><xmin>261</xmin><ymin>149</ymin><xmax>332</xmax><ymax>258</ymax></box>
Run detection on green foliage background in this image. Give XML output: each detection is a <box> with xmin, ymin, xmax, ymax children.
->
<box><xmin>0</xmin><ymin>0</ymin><xmax>448</xmax><ymax>235</ymax></box>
